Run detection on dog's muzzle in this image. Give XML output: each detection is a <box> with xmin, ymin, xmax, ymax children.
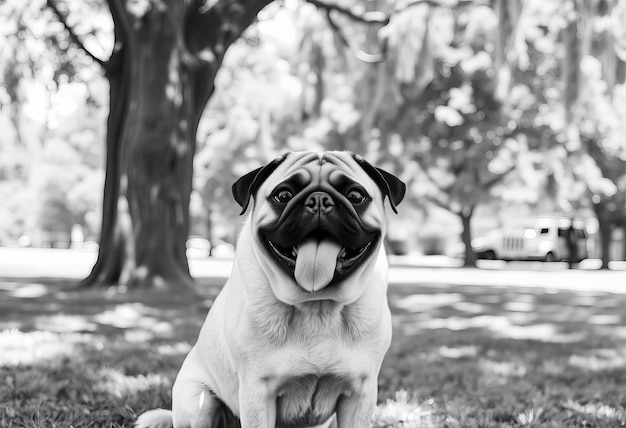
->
<box><xmin>260</xmin><ymin>189</ymin><xmax>379</xmax><ymax>293</ymax></box>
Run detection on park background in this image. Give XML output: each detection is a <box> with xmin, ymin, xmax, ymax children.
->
<box><xmin>1</xmin><ymin>0</ymin><xmax>626</xmax><ymax>427</ymax></box>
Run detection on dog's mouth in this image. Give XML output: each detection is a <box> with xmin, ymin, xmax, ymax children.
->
<box><xmin>266</xmin><ymin>236</ymin><xmax>373</xmax><ymax>271</ymax></box>
<box><xmin>262</xmin><ymin>230</ymin><xmax>378</xmax><ymax>292</ymax></box>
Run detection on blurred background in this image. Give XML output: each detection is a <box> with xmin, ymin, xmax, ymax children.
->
<box><xmin>2</xmin><ymin>2</ymin><xmax>626</xmax><ymax>426</ymax></box>
<box><xmin>0</xmin><ymin>0</ymin><xmax>625</xmax><ymax>275</ymax></box>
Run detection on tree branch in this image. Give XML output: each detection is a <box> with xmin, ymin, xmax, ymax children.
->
<box><xmin>391</xmin><ymin>0</ymin><xmax>489</xmax><ymax>16</ymax></box>
<box><xmin>482</xmin><ymin>164</ymin><xmax>515</xmax><ymax>189</ymax></box>
<box><xmin>324</xmin><ymin>9</ymin><xmax>387</xmax><ymax>63</ymax></box>
<box><xmin>305</xmin><ymin>0</ymin><xmax>489</xmax><ymax>63</ymax></box>
<box><xmin>423</xmin><ymin>167</ymin><xmax>455</xmax><ymax>195</ymax></box>
<box><xmin>426</xmin><ymin>194</ymin><xmax>452</xmax><ymax>212</ymax></box>
<box><xmin>306</xmin><ymin>0</ymin><xmax>489</xmax><ymax>25</ymax></box>
<box><xmin>46</xmin><ymin>0</ymin><xmax>107</xmax><ymax>67</ymax></box>
<box><xmin>305</xmin><ymin>0</ymin><xmax>389</xmax><ymax>25</ymax></box>
<box><xmin>103</xmin><ymin>0</ymin><xmax>135</xmax><ymax>75</ymax></box>
<box><xmin>184</xmin><ymin>0</ymin><xmax>274</xmax><ymax>121</ymax></box>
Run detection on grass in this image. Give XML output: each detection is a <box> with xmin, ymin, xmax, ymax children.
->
<box><xmin>1</xmin><ymin>268</ymin><xmax>626</xmax><ymax>427</ymax></box>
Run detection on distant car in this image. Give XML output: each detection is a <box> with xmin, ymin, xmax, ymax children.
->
<box><xmin>459</xmin><ymin>217</ymin><xmax>591</xmax><ymax>262</ymax></box>
<box><xmin>470</xmin><ymin>230</ymin><xmax>503</xmax><ymax>260</ymax></box>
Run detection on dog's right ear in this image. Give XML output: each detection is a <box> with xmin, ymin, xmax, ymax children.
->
<box><xmin>232</xmin><ymin>153</ymin><xmax>289</xmax><ymax>215</ymax></box>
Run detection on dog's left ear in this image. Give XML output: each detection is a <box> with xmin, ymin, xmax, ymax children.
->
<box><xmin>232</xmin><ymin>154</ymin><xmax>289</xmax><ymax>215</ymax></box>
<box><xmin>353</xmin><ymin>154</ymin><xmax>406</xmax><ymax>214</ymax></box>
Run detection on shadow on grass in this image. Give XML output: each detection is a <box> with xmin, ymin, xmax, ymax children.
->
<box><xmin>0</xmin><ymin>276</ymin><xmax>228</xmax><ymax>428</ymax></box>
<box><xmin>1</xmin><ymin>276</ymin><xmax>626</xmax><ymax>427</ymax></box>
<box><xmin>382</xmin><ymin>282</ymin><xmax>626</xmax><ymax>427</ymax></box>
<box><xmin>0</xmin><ymin>276</ymin><xmax>228</xmax><ymax>342</ymax></box>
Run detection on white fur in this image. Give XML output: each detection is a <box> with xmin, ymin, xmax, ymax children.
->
<box><xmin>137</xmin><ymin>152</ymin><xmax>394</xmax><ymax>428</ymax></box>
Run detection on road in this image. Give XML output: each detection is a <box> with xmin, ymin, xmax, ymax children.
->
<box><xmin>0</xmin><ymin>247</ymin><xmax>624</xmax><ymax>294</ymax></box>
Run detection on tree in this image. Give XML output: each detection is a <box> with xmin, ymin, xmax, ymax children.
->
<box><xmin>0</xmin><ymin>2</ymin><xmax>105</xmax><ymax>246</ymax></box>
<box><xmin>576</xmin><ymin>58</ymin><xmax>626</xmax><ymax>268</ymax></box>
<box><xmin>404</xmin><ymin>58</ymin><xmax>515</xmax><ymax>268</ymax></box>
<box><xmin>45</xmin><ymin>0</ymin><xmax>276</xmax><ymax>289</ymax></box>
<box><xmin>551</xmin><ymin>0</ymin><xmax>626</xmax><ymax>268</ymax></box>
<box><xmin>355</xmin><ymin>3</ymin><xmax>517</xmax><ymax>267</ymax></box>
<box><xmin>363</xmin><ymin>0</ymin><xmax>626</xmax><ymax>268</ymax></box>
<box><xmin>44</xmin><ymin>0</ymin><xmax>403</xmax><ymax>289</ymax></box>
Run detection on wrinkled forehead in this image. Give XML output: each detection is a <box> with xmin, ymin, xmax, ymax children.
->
<box><xmin>262</xmin><ymin>151</ymin><xmax>374</xmax><ymax>193</ymax></box>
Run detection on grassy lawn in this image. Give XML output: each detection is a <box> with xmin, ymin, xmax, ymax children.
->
<box><xmin>1</xmin><ymin>264</ymin><xmax>626</xmax><ymax>427</ymax></box>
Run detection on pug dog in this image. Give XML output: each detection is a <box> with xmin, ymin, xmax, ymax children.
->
<box><xmin>136</xmin><ymin>151</ymin><xmax>405</xmax><ymax>428</ymax></box>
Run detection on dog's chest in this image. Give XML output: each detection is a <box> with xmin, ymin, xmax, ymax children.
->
<box><xmin>276</xmin><ymin>373</ymin><xmax>351</xmax><ymax>427</ymax></box>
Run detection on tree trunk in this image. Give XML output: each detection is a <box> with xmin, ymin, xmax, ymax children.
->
<box><xmin>593</xmin><ymin>200</ymin><xmax>612</xmax><ymax>270</ymax></box>
<box><xmin>459</xmin><ymin>207</ymin><xmax>477</xmax><ymax>268</ymax></box>
<box><xmin>83</xmin><ymin>0</ymin><xmax>272</xmax><ymax>290</ymax></box>
<box><xmin>81</xmin><ymin>8</ymin><xmax>133</xmax><ymax>287</ymax></box>
<box><xmin>623</xmin><ymin>224</ymin><xmax>626</xmax><ymax>262</ymax></box>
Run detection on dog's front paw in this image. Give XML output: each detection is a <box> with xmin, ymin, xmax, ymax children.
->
<box><xmin>135</xmin><ymin>408</ymin><xmax>173</xmax><ymax>428</ymax></box>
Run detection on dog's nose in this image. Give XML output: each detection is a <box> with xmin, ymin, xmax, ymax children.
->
<box><xmin>305</xmin><ymin>191</ymin><xmax>334</xmax><ymax>215</ymax></box>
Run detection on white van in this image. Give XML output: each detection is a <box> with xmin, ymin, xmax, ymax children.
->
<box><xmin>471</xmin><ymin>217</ymin><xmax>590</xmax><ymax>262</ymax></box>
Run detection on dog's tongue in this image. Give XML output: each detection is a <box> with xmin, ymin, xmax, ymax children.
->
<box><xmin>294</xmin><ymin>237</ymin><xmax>342</xmax><ymax>292</ymax></box>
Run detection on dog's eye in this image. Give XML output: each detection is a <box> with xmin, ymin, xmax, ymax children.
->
<box><xmin>347</xmin><ymin>188</ymin><xmax>368</xmax><ymax>205</ymax></box>
<box><xmin>273</xmin><ymin>189</ymin><xmax>293</xmax><ymax>204</ymax></box>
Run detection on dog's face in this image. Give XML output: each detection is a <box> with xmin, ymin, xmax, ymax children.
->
<box><xmin>232</xmin><ymin>151</ymin><xmax>405</xmax><ymax>305</ymax></box>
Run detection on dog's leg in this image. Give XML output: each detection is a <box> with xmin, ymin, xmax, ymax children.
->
<box><xmin>335</xmin><ymin>378</ymin><xmax>377</xmax><ymax>428</ymax></box>
<box><xmin>238</xmin><ymin>381</ymin><xmax>277</xmax><ymax>428</ymax></box>
<box><xmin>309</xmin><ymin>415</ymin><xmax>338</xmax><ymax>428</ymax></box>
<box><xmin>172</xmin><ymin>379</ymin><xmax>232</xmax><ymax>428</ymax></box>
<box><xmin>238</xmin><ymin>396</ymin><xmax>276</xmax><ymax>428</ymax></box>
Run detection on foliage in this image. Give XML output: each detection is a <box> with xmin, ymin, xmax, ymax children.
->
<box><xmin>516</xmin><ymin>0</ymin><xmax>626</xmax><ymax>220</ymax></box>
<box><xmin>351</xmin><ymin>4</ymin><xmax>519</xmax><ymax>264</ymax></box>
<box><xmin>0</xmin><ymin>0</ymin><xmax>107</xmax><ymax>245</ymax></box>
<box><xmin>1</xmin><ymin>0</ymin><xmax>625</xmax><ymax>263</ymax></box>
<box><xmin>193</xmin><ymin>6</ymin><xmax>304</xmax><ymax>238</ymax></box>
<box><xmin>354</xmin><ymin>0</ymin><xmax>626</xmax><ymax>263</ymax></box>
